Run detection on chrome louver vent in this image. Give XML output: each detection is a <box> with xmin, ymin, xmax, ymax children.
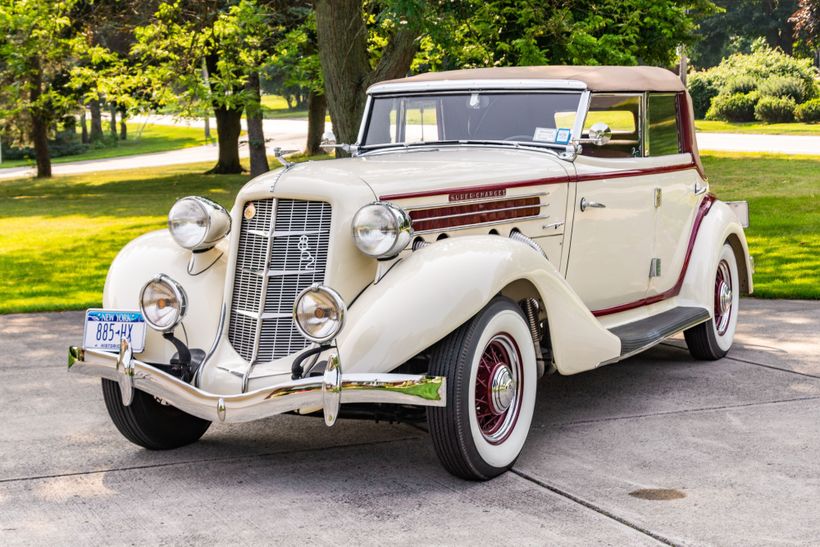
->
<box><xmin>228</xmin><ymin>199</ymin><xmax>331</xmax><ymax>362</ymax></box>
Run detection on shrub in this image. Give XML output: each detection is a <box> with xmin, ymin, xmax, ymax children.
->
<box><xmin>688</xmin><ymin>72</ymin><xmax>720</xmax><ymax>119</ymax></box>
<box><xmin>724</xmin><ymin>75</ymin><xmax>758</xmax><ymax>95</ymax></box>
<box><xmin>795</xmin><ymin>99</ymin><xmax>820</xmax><ymax>123</ymax></box>
<box><xmin>758</xmin><ymin>76</ymin><xmax>815</xmax><ymax>103</ymax></box>
<box><xmin>706</xmin><ymin>92</ymin><xmax>758</xmax><ymax>122</ymax></box>
<box><xmin>688</xmin><ymin>44</ymin><xmax>818</xmax><ymax>118</ymax></box>
<box><xmin>754</xmin><ymin>96</ymin><xmax>797</xmax><ymax>123</ymax></box>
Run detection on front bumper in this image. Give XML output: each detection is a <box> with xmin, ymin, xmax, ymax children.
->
<box><xmin>68</xmin><ymin>340</ymin><xmax>446</xmax><ymax>426</ymax></box>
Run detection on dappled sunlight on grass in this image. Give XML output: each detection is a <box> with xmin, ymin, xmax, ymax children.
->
<box><xmin>0</xmin><ymin>152</ymin><xmax>816</xmax><ymax>313</ymax></box>
<box><xmin>0</xmin><ymin>163</ymin><xmax>249</xmax><ymax>313</ymax></box>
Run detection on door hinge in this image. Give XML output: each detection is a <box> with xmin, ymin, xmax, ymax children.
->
<box><xmin>654</xmin><ymin>187</ymin><xmax>662</xmax><ymax>208</ymax></box>
<box><xmin>649</xmin><ymin>258</ymin><xmax>662</xmax><ymax>278</ymax></box>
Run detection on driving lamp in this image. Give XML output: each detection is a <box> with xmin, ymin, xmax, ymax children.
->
<box><xmin>293</xmin><ymin>285</ymin><xmax>346</xmax><ymax>343</ymax></box>
<box><xmin>351</xmin><ymin>202</ymin><xmax>412</xmax><ymax>259</ymax></box>
<box><xmin>168</xmin><ymin>196</ymin><xmax>231</xmax><ymax>251</ymax></box>
<box><xmin>139</xmin><ymin>274</ymin><xmax>188</xmax><ymax>332</ymax></box>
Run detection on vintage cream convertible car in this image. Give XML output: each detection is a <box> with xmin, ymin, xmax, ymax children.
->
<box><xmin>69</xmin><ymin>66</ymin><xmax>752</xmax><ymax>480</ymax></box>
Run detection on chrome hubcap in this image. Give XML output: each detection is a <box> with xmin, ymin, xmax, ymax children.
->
<box><xmin>714</xmin><ymin>259</ymin><xmax>733</xmax><ymax>336</ymax></box>
<box><xmin>490</xmin><ymin>365</ymin><xmax>516</xmax><ymax>414</ymax></box>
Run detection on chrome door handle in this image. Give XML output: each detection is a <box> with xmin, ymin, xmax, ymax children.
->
<box><xmin>694</xmin><ymin>181</ymin><xmax>708</xmax><ymax>195</ymax></box>
<box><xmin>580</xmin><ymin>197</ymin><xmax>606</xmax><ymax>212</ymax></box>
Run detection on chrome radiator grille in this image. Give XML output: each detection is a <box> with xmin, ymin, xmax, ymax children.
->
<box><xmin>228</xmin><ymin>199</ymin><xmax>331</xmax><ymax>362</ymax></box>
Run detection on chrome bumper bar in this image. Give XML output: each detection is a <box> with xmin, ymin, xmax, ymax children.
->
<box><xmin>68</xmin><ymin>340</ymin><xmax>446</xmax><ymax>426</ymax></box>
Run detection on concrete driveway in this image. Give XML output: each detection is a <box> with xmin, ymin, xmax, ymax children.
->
<box><xmin>1</xmin><ymin>299</ymin><xmax>818</xmax><ymax>545</ymax></box>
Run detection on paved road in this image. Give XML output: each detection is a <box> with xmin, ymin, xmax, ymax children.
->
<box><xmin>1</xmin><ymin>299</ymin><xmax>818</xmax><ymax>545</ymax></box>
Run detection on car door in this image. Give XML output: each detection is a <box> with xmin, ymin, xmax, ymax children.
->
<box><xmin>645</xmin><ymin>92</ymin><xmax>702</xmax><ymax>299</ymax></box>
<box><xmin>564</xmin><ymin>94</ymin><xmax>656</xmax><ymax>313</ymax></box>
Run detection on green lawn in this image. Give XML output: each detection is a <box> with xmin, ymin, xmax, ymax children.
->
<box><xmin>702</xmin><ymin>152</ymin><xmax>819</xmax><ymax>299</ymax></box>
<box><xmin>695</xmin><ymin>120</ymin><xmax>820</xmax><ymax>136</ymax></box>
<box><xmin>0</xmin><ymin>124</ymin><xmax>212</xmax><ymax>169</ymax></box>
<box><xmin>260</xmin><ymin>94</ymin><xmax>309</xmax><ymax>120</ymax></box>
<box><xmin>0</xmin><ymin>152</ymin><xmax>815</xmax><ymax>314</ymax></box>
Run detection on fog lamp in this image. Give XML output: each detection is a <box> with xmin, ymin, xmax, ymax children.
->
<box><xmin>139</xmin><ymin>274</ymin><xmax>188</xmax><ymax>332</ymax></box>
<box><xmin>293</xmin><ymin>284</ymin><xmax>346</xmax><ymax>343</ymax></box>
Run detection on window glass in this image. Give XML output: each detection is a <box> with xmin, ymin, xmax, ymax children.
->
<box><xmin>363</xmin><ymin>92</ymin><xmax>583</xmax><ymax>147</ymax></box>
<box><xmin>646</xmin><ymin>94</ymin><xmax>681</xmax><ymax>156</ymax></box>
<box><xmin>573</xmin><ymin>94</ymin><xmax>641</xmax><ymax>158</ymax></box>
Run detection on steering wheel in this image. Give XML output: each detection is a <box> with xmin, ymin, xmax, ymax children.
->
<box><xmin>502</xmin><ymin>135</ymin><xmax>533</xmax><ymax>142</ymax></box>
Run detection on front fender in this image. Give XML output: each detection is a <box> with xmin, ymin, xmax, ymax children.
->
<box><xmin>336</xmin><ymin>236</ymin><xmax>620</xmax><ymax>376</ymax></box>
<box><xmin>103</xmin><ymin>230</ymin><xmax>227</xmax><ymax>364</ymax></box>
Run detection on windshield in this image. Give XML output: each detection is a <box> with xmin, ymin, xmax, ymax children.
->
<box><xmin>361</xmin><ymin>91</ymin><xmax>583</xmax><ymax>149</ymax></box>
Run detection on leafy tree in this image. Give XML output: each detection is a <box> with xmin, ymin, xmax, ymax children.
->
<box><xmin>132</xmin><ymin>0</ymin><xmax>281</xmax><ymax>174</ymax></box>
<box><xmin>0</xmin><ymin>0</ymin><xmax>86</xmax><ymax>178</ymax></box>
<box><xmin>791</xmin><ymin>0</ymin><xmax>820</xmax><ymax>54</ymax></box>
<box><xmin>689</xmin><ymin>0</ymin><xmax>800</xmax><ymax>68</ymax></box>
<box><xmin>315</xmin><ymin>0</ymin><xmax>715</xmax><ymax>152</ymax></box>
<box><xmin>314</xmin><ymin>0</ymin><xmax>447</xmax><ymax>150</ymax></box>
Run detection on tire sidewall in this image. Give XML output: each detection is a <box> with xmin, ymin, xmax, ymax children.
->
<box><xmin>460</xmin><ymin>300</ymin><xmax>537</xmax><ymax>472</ymax></box>
<box><xmin>712</xmin><ymin>243</ymin><xmax>740</xmax><ymax>353</ymax></box>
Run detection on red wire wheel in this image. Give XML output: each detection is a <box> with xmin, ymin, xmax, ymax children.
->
<box><xmin>714</xmin><ymin>259</ymin><xmax>733</xmax><ymax>336</ymax></box>
<box><xmin>474</xmin><ymin>333</ymin><xmax>523</xmax><ymax>444</ymax></box>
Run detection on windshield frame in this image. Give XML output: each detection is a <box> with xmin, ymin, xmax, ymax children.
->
<box><xmin>356</xmin><ymin>86</ymin><xmax>591</xmax><ymax>157</ymax></box>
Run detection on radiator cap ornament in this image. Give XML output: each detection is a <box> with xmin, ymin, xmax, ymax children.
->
<box><xmin>244</xmin><ymin>203</ymin><xmax>256</xmax><ymax>220</ymax></box>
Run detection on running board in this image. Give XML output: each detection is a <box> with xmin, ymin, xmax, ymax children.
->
<box><xmin>608</xmin><ymin>306</ymin><xmax>711</xmax><ymax>360</ymax></box>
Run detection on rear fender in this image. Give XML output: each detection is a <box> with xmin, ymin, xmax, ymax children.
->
<box><xmin>103</xmin><ymin>230</ymin><xmax>227</xmax><ymax>364</ymax></box>
<box><xmin>678</xmin><ymin>200</ymin><xmax>753</xmax><ymax>311</ymax></box>
<box><xmin>336</xmin><ymin>235</ymin><xmax>620</xmax><ymax>376</ymax></box>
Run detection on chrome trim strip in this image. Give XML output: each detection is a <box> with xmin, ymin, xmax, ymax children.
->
<box><xmin>248</xmin><ymin>229</ymin><xmax>330</xmax><ymax>239</ymax></box>
<box><xmin>402</xmin><ymin>192</ymin><xmax>549</xmax><ymax>211</ymax></box>
<box><xmin>236</xmin><ymin>309</ymin><xmax>291</xmax><ymax>321</ymax></box>
<box><xmin>411</xmin><ymin>202</ymin><xmax>549</xmax><ymax>224</ymax></box>
<box><xmin>68</xmin><ymin>344</ymin><xmax>447</xmax><ymax>424</ymax></box>
<box><xmin>194</xmin><ymin>302</ymin><xmax>227</xmax><ymax>387</ymax></box>
<box><xmin>414</xmin><ymin>214</ymin><xmax>549</xmax><ymax>235</ymax></box>
<box><xmin>367</xmin><ymin>79</ymin><xmax>587</xmax><ymax>94</ymax></box>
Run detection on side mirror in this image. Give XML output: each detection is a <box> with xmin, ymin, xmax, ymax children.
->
<box><xmin>320</xmin><ymin>131</ymin><xmax>337</xmax><ymax>154</ymax></box>
<box><xmin>588</xmin><ymin>122</ymin><xmax>612</xmax><ymax>146</ymax></box>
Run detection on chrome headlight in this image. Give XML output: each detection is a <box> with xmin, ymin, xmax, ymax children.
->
<box><xmin>293</xmin><ymin>285</ymin><xmax>346</xmax><ymax>343</ymax></box>
<box><xmin>139</xmin><ymin>274</ymin><xmax>188</xmax><ymax>332</ymax></box>
<box><xmin>168</xmin><ymin>196</ymin><xmax>231</xmax><ymax>251</ymax></box>
<box><xmin>351</xmin><ymin>202</ymin><xmax>412</xmax><ymax>258</ymax></box>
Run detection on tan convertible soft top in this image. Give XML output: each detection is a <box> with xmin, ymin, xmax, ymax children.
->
<box><xmin>379</xmin><ymin>65</ymin><xmax>685</xmax><ymax>93</ymax></box>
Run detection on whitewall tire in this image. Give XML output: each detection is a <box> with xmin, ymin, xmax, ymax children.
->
<box><xmin>685</xmin><ymin>242</ymin><xmax>740</xmax><ymax>360</ymax></box>
<box><xmin>427</xmin><ymin>297</ymin><xmax>537</xmax><ymax>480</ymax></box>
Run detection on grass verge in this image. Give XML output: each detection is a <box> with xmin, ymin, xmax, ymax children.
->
<box><xmin>261</xmin><ymin>94</ymin><xmax>308</xmax><ymax>120</ymax></box>
<box><xmin>695</xmin><ymin>120</ymin><xmax>820</xmax><ymax>136</ymax></box>
<box><xmin>0</xmin><ymin>124</ymin><xmax>212</xmax><ymax>169</ymax></box>
<box><xmin>702</xmin><ymin>152</ymin><xmax>819</xmax><ymax>299</ymax></box>
<box><xmin>0</xmin><ymin>152</ymin><xmax>815</xmax><ymax>314</ymax></box>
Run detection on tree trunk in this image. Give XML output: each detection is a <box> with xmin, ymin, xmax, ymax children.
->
<box><xmin>109</xmin><ymin>103</ymin><xmax>117</xmax><ymax>138</ymax></box>
<box><xmin>306</xmin><ymin>90</ymin><xmax>327</xmax><ymax>155</ymax></box>
<box><xmin>80</xmin><ymin>109</ymin><xmax>89</xmax><ymax>144</ymax></box>
<box><xmin>118</xmin><ymin>106</ymin><xmax>127</xmax><ymax>140</ymax></box>
<box><xmin>29</xmin><ymin>67</ymin><xmax>51</xmax><ymax>178</ymax></box>
<box><xmin>314</xmin><ymin>0</ymin><xmax>419</xmax><ymax>156</ymax></box>
<box><xmin>245</xmin><ymin>71</ymin><xmax>269</xmax><ymax>177</ymax></box>
<box><xmin>208</xmin><ymin>106</ymin><xmax>244</xmax><ymax>174</ymax></box>
<box><xmin>205</xmin><ymin>54</ymin><xmax>243</xmax><ymax>174</ymax></box>
<box><xmin>31</xmin><ymin>113</ymin><xmax>51</xmax><ymax>178</ymax></box>
<box><xmin>89</xmin><ymin>100</ymin><xmax>103</xmax><ymax>142</ymax></box>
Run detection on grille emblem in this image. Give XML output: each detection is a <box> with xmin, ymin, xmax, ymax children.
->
<box><xmin>244</xmin><ymin>203</ymin><xmax>256</xmax><ymax>220</ymax></box>
<box><xmin>297</xmin><ymin>234</ymin><xmax>316</xmax><ymax>268</ymax></box>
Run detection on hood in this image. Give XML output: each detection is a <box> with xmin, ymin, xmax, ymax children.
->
<box><xmin>347</xmin><ymin>146</ymin><xmax>572</xmax><ymax>199</ymax></box>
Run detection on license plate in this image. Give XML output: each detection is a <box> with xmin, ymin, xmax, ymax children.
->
<box><xmin>83</xmin><ymin>309</ymin><xmax>146</xmax><ymax>353</ymax></box>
